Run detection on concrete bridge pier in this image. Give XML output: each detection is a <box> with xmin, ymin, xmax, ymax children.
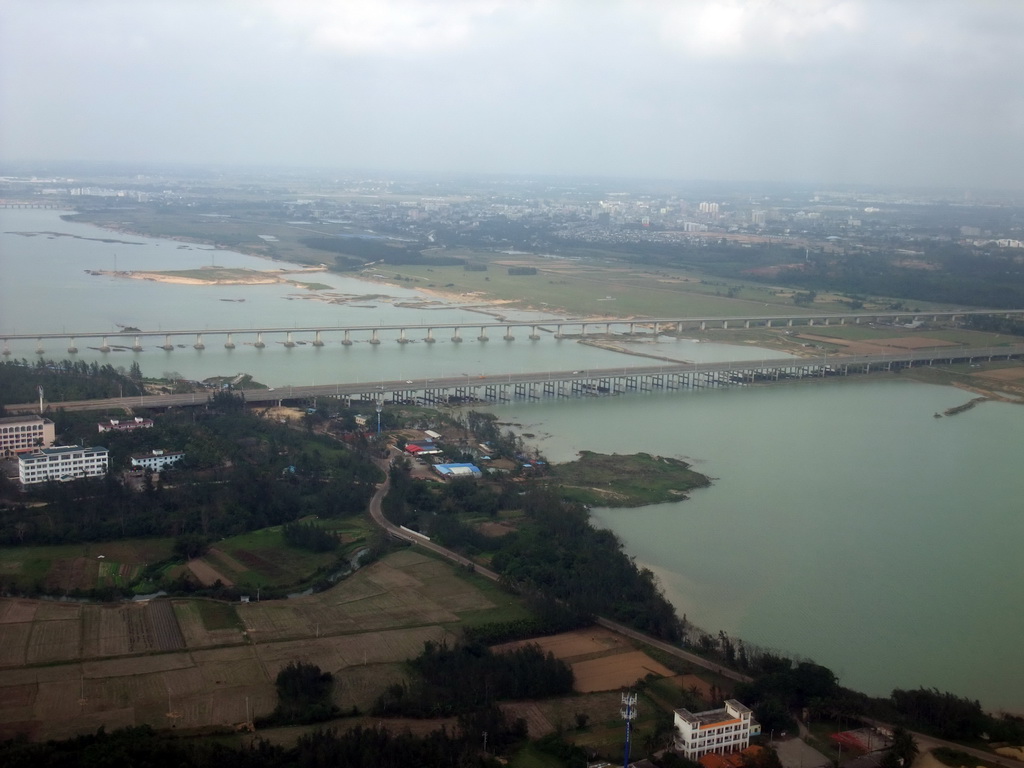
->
<box><xmin>477</xmin><ymin>327</ymin><xmax>489</xmax><ymax>342</ymax></box>
<box><xmin>255</xmin><ymin>332</ymin><xmax>266</xmax><ymax>349</ymax></box>
<box><xmin>67</xmin><ymin>338</ymin><xmax>78</xmax><ymax>354</ymax></box>
<box><xmin>554</xmin><ymin>324</ymin><xmax>564</xmax><ymax>339</ymax></box>
<box><xmin>722</xmin><ymin>321</ymin><xmax>729</xmax><ymax>330</ymax></box>
<box><xmin>162</xmin><ymin>334</ymin><xmax>174</xmax><ymax>351</ymax></box>
<box><xmin>529</xmin><ymin>326</ymin><xmax>540</xmax><ymax>340</ymax></box>
<box><xmin>283</xmin><ymin>332</ymin><xmax>296</xmax><ymax>348</ymax></box>
<box><xmin>369</xmin><ymin>329</ymin><xmax>381</xmax><ymax>345</ymax></box>
<box><xmin>451</xmin><ymin>328</ymin><xmax>462</xmax><ymax>343</ymax></box>
<box><xmin>424</xmin><ymin>328</ymin><xmax>436</xmax><ymax>344</ymax></box>
<box><xmin>132</xmin><ymin>335</ymin><xmax>144</xmax><ymax>352</ymax></box>
<box><xmin>3</xmin><ymin>341</ymin><xmax>11</xmax><ymax>356</ymax></box>
<box><xmin>313</xmin><ymin>330</ymin><xmax>324</xmax><ymax>347</ymax></box>
<box><xmin>35</xmin><ymin>339</ymin><xmax>45</xmax><ymax>355</ymax></box>
<box><xmin>745</xmin><ymin>320</ymin><xmax>750</xmax><ymax>329</ymax></box>
<box><xmin>787</xmin><ymin>319</ymin><xmax>794</xmax><ymax>327</ymax></box>
<box><xmin>581</xmin><ymin>323</ymin><xmax>588</xmax><ymax>337</ymax></box>
<box><xmin>700</xmin><ymin>321</ymin><xmax>706</xmax><ymax>331</ymax></box>
<box><xmin>99</xmin><ymin>336</ymin><xmax>111</xmax><ymax>353</ymax></box>
<box><xmin>224</xmin><ymin>334</ymin><xmax>235</xmax><ymax>349</ymax></box>
<box><xmin>503</xmin><ymin>326</ymin><xmax>515</xmax><ymax>341</ymax></box>
<box><xmin>341</xmin><ymin>330</ymin><xmax>352</xmax><ymax>346</ymax></box>
<box><xmin>397</xmin><ymin>328</ymin><xmax>410</xmax><ymax>344</ymax></box>
<box><xmin>766</xmin><ymin>319</ymin><xmax>773</xmax><ymax>328</ymax></box>
<box><xmin>193</xmin><ymin>334</ymin><xmax>205</xmax><ymax>350</ymax></box>
<box><xmin>628</xmin><ymin>323</ymin><xmax>636</xmax><ymax>336</ymax></box>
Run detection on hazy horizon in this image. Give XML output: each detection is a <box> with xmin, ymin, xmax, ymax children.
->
<box><xmin>3</xmin><ymin>1</ymin><xmax>1023</xmax><ymax>190</ymax></box>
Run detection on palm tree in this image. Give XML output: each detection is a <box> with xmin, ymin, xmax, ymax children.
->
<box><xmin>890</xmin><ymin>727</ymin><xmax>918</xmax><ymax>767</ymax></box>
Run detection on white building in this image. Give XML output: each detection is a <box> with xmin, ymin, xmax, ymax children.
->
<box><xmin>130</xmin><ymin>449</ymin><xmax>185</xmax><ymax>471</ymax></box>
<box><xmin>19</xmin><ymin>445</ymin><xmax>109</xmax><ymax>485</ymax></box>
<box><xmin>98</xmin><ymin>417</ymin><xmax>153</xmax><ymax>433</ymax></box>
<box><xmin>0</xmin><ymin>414</ymin><xmax>56</xmax><ymax>457</ymax></box>
<box><xmin>674</xmin><ymin>700</ymin><xmax>760</xmax><ymax>761</ymax></box>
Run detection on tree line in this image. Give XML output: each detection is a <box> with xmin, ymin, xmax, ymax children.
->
<box><xmin>0</xmin><ymin>358</ymin><xmax>143</xmax><ymax>405</ymax></box>
<box><xmin>0</xmin><ymin>723</ymin><xmax>511</xmax><ymax>768</ymax></box>
<box><xmin>372</xmin><ymin>640</ymin><xmax>574</xmax><ymax>718</ymax></box>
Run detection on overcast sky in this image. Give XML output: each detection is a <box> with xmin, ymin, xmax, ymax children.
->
<box><xmin>2</xmin><ymin>0</ymin><xmax>1023</xmax><ymax>189</ymax></box>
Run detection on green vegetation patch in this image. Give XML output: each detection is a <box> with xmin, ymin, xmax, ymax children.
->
<box><xmin>196</xmin><ymin>599</ymin><xmax>242</xmax><ymax>631</ymax></box>
<box><xmin>550</xmin><ymin>451</ymin><xmax>710</xmax><ymax>507</ymax></box>
<box><xmin>213</xmin><ymin>527</ymin><xmax>343</xmax><ymax>589</ymax></box>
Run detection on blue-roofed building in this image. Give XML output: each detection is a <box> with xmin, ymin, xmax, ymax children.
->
<box><xmin>433</xmin><ymin>463</ymin><xmax>483</xmax><ymax>479</ymax></box>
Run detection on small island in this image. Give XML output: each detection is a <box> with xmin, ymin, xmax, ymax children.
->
<box><xmin>92</xmin><ymin>265</ymin><xmax>332</xmax><ymax>290</ymax></box>
<box><xmin>550</xmin><ymin>450</ymin><xmax>710</xmax><ymax>507</ymax></box>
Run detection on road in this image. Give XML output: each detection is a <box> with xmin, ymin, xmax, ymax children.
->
<box><xmin>368</xmin><ymin>456</ymin><xmax>1022</xmax><ymax>768</ymax></box>
<box><xmin>367</xmin><ymin>449</ymin><xmax>751</xmax><ymax>685</ymax></box>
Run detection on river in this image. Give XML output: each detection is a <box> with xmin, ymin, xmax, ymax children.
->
<box><xmin>3</xmin><ymin>208</ymin><xmax>1022</xmax><ymax>713</ymax></box>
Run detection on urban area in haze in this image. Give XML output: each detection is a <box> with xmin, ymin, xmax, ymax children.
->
<box><xmin>1</xmin><ymin>3</ymin><xmax>1023</xmax><ymax>768</ymax></box>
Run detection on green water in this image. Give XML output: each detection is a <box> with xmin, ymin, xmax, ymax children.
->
<box><xmin>5</xmin><ymin>209</ymin><xmax>1022</xmax><ymax>712</ymax></box>
<box><xmin>488</xmin><ymin>380</ymin><xmax>1024</xmax><ymax>713</ymax></box>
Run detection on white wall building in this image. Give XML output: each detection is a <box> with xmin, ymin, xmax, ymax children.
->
<box><xmin>19</xmin><ymin>445</ymin><xmax>109</xmax><ymax>485</ymax></box>
<box><xmin>130</xmin><ymin>449</ymin><xmax>185</xmax><ymax>471</ymax></box>
<box><xmin>674</xmin><ymin>700</ymin><xmax>760</xmax><ymax>761</ymax></box>
<box><xmin>0</xmin><ymin>415</ymin><xmax>55</xmax><ymax>457</ymax></box>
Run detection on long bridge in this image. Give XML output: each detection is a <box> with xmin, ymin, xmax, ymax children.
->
<box><xmin>8</xmin><ymin>345</ymin><xmax>1022</xmax><ymax>414</ymax></box>
<box><xmin>4</xmin><ymin>309</ymin><xmax>1024</xmax><ymax>354</ymax></box>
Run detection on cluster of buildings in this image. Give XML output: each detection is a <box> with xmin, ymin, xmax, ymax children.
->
<box><xmin>2</xmin><ymin>413</ymin><xmax>182</xmax><ymax>486</ymax></box>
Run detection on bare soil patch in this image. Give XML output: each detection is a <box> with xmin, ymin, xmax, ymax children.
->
<box><xmin>0</xmin><ymin>600</ymin><xmax>38</xmax><ymax>624</ymax></box>
<box><xmin>973</xmin><ymin>366</ymin><xmax>1024</xmax><ymax>381</ymax></box>
<box><xmin>492</xmin><ymin>627</ymin><xmax>632</xmax><ymax>659</ymax></box>
<box><xmin>207</xmin><ymin>547</ymin><xmax>249</xmax><ymax>576</ymax></box>
<box><xmin>43</xmin><ymin>556</ymin><xmax>94</xmax><ymax>592</ymax></box>
<box><xmin>571</xmin><ymin>650</ymin><xmax>675</xmax><ymax>693</ymax></box>
<box><xmin>187</xmin><ymin>557</ymin><xmax>233</xmax><ymax>587</ymax></box>
<box><xmin>475</xmin><ymin>521</ymin><xmax>516</xmax><ymax>538</ymax></box>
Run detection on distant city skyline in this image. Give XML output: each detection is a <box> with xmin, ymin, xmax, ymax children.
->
<box><xmin>2</xmin><ymin>1</ymin><xmax>1023</xmax><ymax>190</ymax></box>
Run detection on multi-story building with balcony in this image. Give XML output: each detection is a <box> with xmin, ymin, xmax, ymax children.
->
<box><xmin>18</xmin><ymin>445</ymin><xmax>109</xmax><ymax>485</ymax></box>
<box><xmin>674</xmin><ymin>700</ymin><xmax>760</xmax><ymax>761</ymax></box>
<box><xmin>0</xmin><ymin>415</ymin><xmax>55</xmax><ymax>457</ymax></box>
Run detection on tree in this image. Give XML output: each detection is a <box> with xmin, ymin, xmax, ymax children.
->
<box><xmin>888</xmin><ymin>727</ymin><xmax>918</xmax><ymax>767</ymax></box>
<box><xmin>265</xmin><ymin>661</ymin><xmax>339</xmax><ymax>725</ymax></box>
<box><xmin>173</xmin><ymin>533</ymin><xmax>208</xmax><ymax>560</ymax></box>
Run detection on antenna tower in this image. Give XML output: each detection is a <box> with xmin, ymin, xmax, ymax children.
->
<box><xmin>621</xmin><ymin>692</ymin><xmax>638</xmax><ymax>768</ymax></box>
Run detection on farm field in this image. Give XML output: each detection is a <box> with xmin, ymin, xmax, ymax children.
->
<box><xmin>493</xmin><ymin>628</ymin><xmax>675</xmax><ymax>694</ymax></box>
<box><xmin>0</xmin><ymin>538</ymin><xmax>173</xmax><ymax>594</ymax></box>
<box><xmin>187</xmin><ymin>519</ymin><xmax>373</xmax><ymax>589</ymax></box>
<box><xmin>0</xmin><ymin>548</ymin><xmax>527</xmax><ymax>742</ymax></box>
